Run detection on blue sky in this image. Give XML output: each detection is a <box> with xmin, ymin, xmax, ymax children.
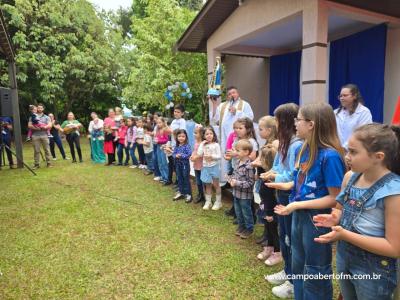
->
<box><xmin>89</xmin><ymin>0</ymin><xmax>132</xmax><ymax>11</ymax></box>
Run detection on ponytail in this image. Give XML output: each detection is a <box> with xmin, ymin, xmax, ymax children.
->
<box><xmin>353</xmin><ymin>124</ymin><xmax>400</xmax><ymax>175</ymax></box>
<box><xmin>390</xmin><ymin>125</ymin><xmax>400</xmax><ymax>175</ymax></box>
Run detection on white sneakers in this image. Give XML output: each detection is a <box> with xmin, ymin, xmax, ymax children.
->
<box><xmin>265</xmin><ymin>269</ymin><xmax>286</xmax><ymax>285</ymax></box>
<box><xmin>129</xmin><ymin>165</ymin><xmax>138</xmax><ymax>169</ymax></box>
<box><xmin>203</xmin><ymin>195</ymin><xmax>212</xmax><ymax>210</ymax></box>
<box><xmin>203</xmin><ymin>195</ymin><xmax>223</xmax><ymax>210</ymax></box>
<box><xmin>211</xmin><ymin>194</ymin><xmax>222</xmax><ymax>210</ymax></box>
<box><xmin>173</xmin><ymin>192</ymin><xmax>183</xmax><ymax>200</ymax></box>
<box><xmin>153</xmin><ymin>176</ymin><xmax>161</xmax><ymax>181</ymax></box>
<box><xmin>272</xmin><ymin>281</ymin><xmax>294</xmax><ymax>299</ymax></box>
<box><xmin>265</xmin><ymin>270</ymin><xmax>294</xmax><ymax>299</ymax></box>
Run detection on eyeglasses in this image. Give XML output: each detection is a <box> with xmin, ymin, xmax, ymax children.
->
<box><xmin>294</xmin><ymin>117</ymin><xmax>310</xmax><ymax>123</ymax></box>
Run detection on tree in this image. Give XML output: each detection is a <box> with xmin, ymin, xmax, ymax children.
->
<box><xmin>178</xmin><ymin>0</ymin><xmax>204</xmax><ymax>11</ymax></box>
<box><xmin>0</xmin><ymin>0</ymin><xmax>125</xmax><ymax>126</ymax></box>
<box><xmin>123</xmin><ymin>0</ymin><xmax>207</xmax><ymax>122</ymax></box>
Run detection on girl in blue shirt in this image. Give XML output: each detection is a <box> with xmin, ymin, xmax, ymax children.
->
<box><xmin>172</xmin><ymin>129</ymin><xmax>192</xmax><ymax>203</ymax></box>
<box><xmin>314</xmin><ymin>124</ymin><xmax>400</xmax><ymax>300</ymax></box>
<box><xmin>274</xmin><ymin>103</ymin><xmax>346</xmax><ymax>300</ymax></box>
<box><xmin>262</xmin><ymin>103</ymin><xmax>302</xmax><ymax>299</ymax></box>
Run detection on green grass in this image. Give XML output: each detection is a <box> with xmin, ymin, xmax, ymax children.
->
<box><xmin>0</xmin><ymin>140</ymin><xmax>285</xmax><ymax>299</ymax></box>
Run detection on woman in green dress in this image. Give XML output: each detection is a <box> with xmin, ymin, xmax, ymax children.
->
<box><xmin>61</xmin><ymin>112</ymin><xmax>83</xmax><ymax>163</ymax></box>
<box><xmin>88</xmin><ymin>112</ymin><xmax>106</xmax><ymax>163</ymax></box>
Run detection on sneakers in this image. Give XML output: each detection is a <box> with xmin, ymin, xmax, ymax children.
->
<box><xmin>32</xmin><ymin>164</ymin><xmax>40</xmax><ymax>170</ymax></box>
<box><xmin>202</xmin><ymin>202</ymin><xmax>212</xmax><ymax>210</ymax></box>
<box><xmin>211</xmin><ymin>195</ymin><xmax>222</xmax><ymax>210</ymax></box>
<box><xmin>257</xmin><ymin>246</ymin><xmax>273</xmax><ymax>260</ymax></box>
<box><xmin>265</xmin><ymin>270</ymin><xmax>286</xmax><ymax>285</ymax></box>
<box><xmin>129</xmin><ymin>165</ymin><xmax>138</xmax><ymax>169</ymax></box>
<box><xmin>272</xmin><ymin>281</ymin><xmax>294</xmax><ymax>299</ymax></box>
<box><xmin>47</xmin><ymin>163</ymin><xmax>53</xmax><ymax>168</ymax></box>
<box><xmin>202</xmin><ymin>195</ymin><xmax>212</xmax><ymax>210</ymax></box>
<box><xmin>224</xmin><ymin>207</ymin><xmax>235</xmax><ymax>217</ymax></box>
<box><xmin>235</xmin><ymin>227</ymin><xmax>245</xmax><ymax>236</ymax></box>
<box><xmin>153</xmin><ymin>176</ymin><xmax>161</xmax><ymax>181</ymax></box>
<box><xmin>265</xmin><ymin>252</ymin><xmax>283</xmax><ymax>266</ymax></box>
<box><xmin>173</xmin><ymin>192</ymin><xmax>183</xmax><ymax>201</ymax></box>
<box><xmin>143</xmin><ymin>170</ymin><xmax>153</xmax><ymax>175</ymax></box>
<box><xmin>52</xmin><ymin>157</ymin><xmax>57</xmax><ymax>161</ymax></box>
<box><xmin>139</xmin><ymin>164</ymin><xmax>146</xmax><ymax>169</ymax></box>
<box><xmin>211</xmin><ymin>201</ymin><xmax>222</xmax><ymax>210</ymax></box>
<box><xmin>185</xmin><ymin>194</ymin><xmax>192</xmax><ymax>203</ymax></box>
<box><xmin>194</xmin><ymin>194</ymin><xmax>204</xmax><ymax>204</ymax></box>
<box><xmin>64</xmin><ymin>157</ymin><xmax>70</xmax><ymax>160</ymax></box>
<box><xmin>240</xmin><ymin>230</ymin><xmax>253</xmax><ymax>239</ymax></box>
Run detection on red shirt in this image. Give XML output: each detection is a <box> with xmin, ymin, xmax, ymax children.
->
<box><xmin>118</xmin><ymin>125</ymin><xmax>128</xmax><ymax>145</ymax></box>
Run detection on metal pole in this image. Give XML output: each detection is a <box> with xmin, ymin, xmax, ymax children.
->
<box><xmin>8</xmin><ymin>61</ymin><xmax>23</xmax><ymax>168</ymax></box>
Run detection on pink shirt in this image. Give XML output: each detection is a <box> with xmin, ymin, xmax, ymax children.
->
<box><xmin>104</xmin><ymin>117</ymin><xmax>116</xmax><ymax>136</ymax></box>
<box><xmin>126</xmin><ymin>126</ymin><xmax>137</xmax><ymax>143</ymax></box>
<box><xmin>104</xmin><ymin>117</ymin><xmax>115</xmax><ymax>127</ymax></box>
<box><xmin>155</xmin><ymin>130</ymin><xmax>169</xmax><ymax>144</ymax></box>
<box><xmin>193</xmin><ymin>142</ymin><xmax>203</xmax><ymax>170</ymax></box>
<box><xmin>226</xmin><ymin>131</ymin><xmax>237</xmax><ymax>150</ymax></box>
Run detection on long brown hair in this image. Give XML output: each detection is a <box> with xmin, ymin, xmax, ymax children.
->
<box><xmin>353</xmin><ymin>124</ymin><xmax>400</xmax><ymax>175</ymax></box>
<box><xmin>202</xmin><ymin>126</ymin><xmax>218</xmax><ymax>143</ymax></box>
<box><xmin>296</xmin><ymin>103</ymin><xmax>345</xmax><ymax>173</ymax></box>
<box><xmin>274</xmin><ymin>103</ymin><xmax>298</xmax><ymax>162</ymax></box>
<box><xmin>236</xmin><ymin>117</ymin><xmax>256</xmax><ymax>140</ymax></box>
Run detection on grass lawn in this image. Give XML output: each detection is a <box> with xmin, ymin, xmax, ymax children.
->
<box><xmin>0</xmin><ymin>140</ymin><xmax>338</xmax><ymax>299</ymax></box>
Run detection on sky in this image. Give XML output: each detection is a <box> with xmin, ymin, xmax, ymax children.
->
<box><xmin>89</xmin><ymin>0</ymin><xmax>132</xmax><ymax>11</ymax></box>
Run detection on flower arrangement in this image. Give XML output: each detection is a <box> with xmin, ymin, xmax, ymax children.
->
<box><xmin>163</xmin><ymin>81</ymin><xmax>192</xmax><ymax>110</ymax></box>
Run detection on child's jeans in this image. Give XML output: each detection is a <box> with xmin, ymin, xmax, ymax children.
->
<box><xmin>233</xmin><ymin>197</ymin><xmax>254</xmax><ymax>232</ymax></box>
<box><xmin>291</xmin><ymin>209</ymin><xmax>333</xmax><ymax>300</ymax></box>
<box><xmin>117</xmin><ymin>143</ymin><xmax>129</xmax><ymax>165</ymax></box>
<box><xmin>152</xmin><ymin>145</ymin><xmax>161</xmax><ymax>176</ymax></box>
<box><xmin>145</xmin><ymin>152</ymin><xmax>154</xmax><ymax>171</ymax></box>
<box><xmin>137</xmin><ymin>143</ymin><xmax>146</xmax><ymax>165</ymax></box>
<box><xmin>168</xmin><ymin>155</ymin><xmax>175</xmax><ymax>183</ymax></box>
<box><xmin>277</xmin><ymin>190</ymin><xmax>293</xmax><ymax>281</ymax></box>
<box><xmin>194</xmin><ymin>169</ymin><xmax>203</xmax><ymax>196</ymax></box>
<box><xmin>175</xmin><ymin>160</ymin><xmax>191</xmax><ymax>195</ymax></box>
<box><xmin>155</xmin><ymin>144</ymin><xmax>169</xmax><ymax>182</ymax></box>
<box><xmin>127</xmin><ymin>142</ymin><xmax>138</xmax><ymax>166</ymax></box>
<box><xmin>336</xmin><ymin>241</ymin><xmax>397</xmax><ymax>300</ymax></box>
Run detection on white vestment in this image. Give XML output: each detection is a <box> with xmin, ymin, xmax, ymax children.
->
<box><xmin>209</xmin><ymin>98</ymin><xmax>254</xmax><ymax>184</ymax></box>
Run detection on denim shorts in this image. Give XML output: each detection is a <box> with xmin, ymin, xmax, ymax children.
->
<box><xmin>200</xmin><ymin>164</ymin><xmax>220</xmax><ymax>184</ymax></box>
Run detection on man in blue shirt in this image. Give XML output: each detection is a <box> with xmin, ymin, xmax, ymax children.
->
<box><xmin>0</xmin><ymin>116</ymin><xmax>16</xmax><ymax>168</ymax></box>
